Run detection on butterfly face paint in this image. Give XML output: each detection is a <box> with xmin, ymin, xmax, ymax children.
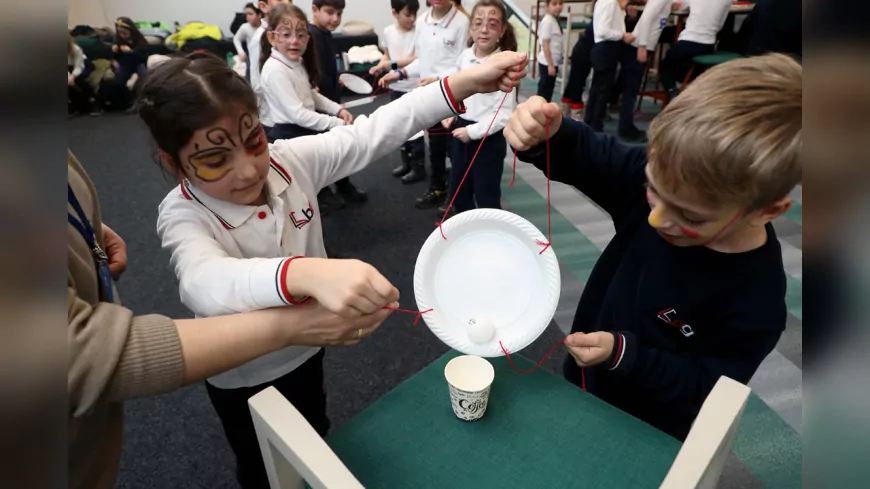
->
<box><xmin>470</xmin><ymin>6</ymin><xmax>505</xmax><ymax>52</ymax></box>
<box><xmin>187</xmin><ymin>127</ymin><xmax>236</xmax><ymax>182</ymax></box>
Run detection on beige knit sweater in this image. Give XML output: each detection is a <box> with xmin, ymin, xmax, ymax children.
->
<box><xmin>68</xmin><ymin>151</ymin><xmax>185</xmax><ymax>489</ymax></box>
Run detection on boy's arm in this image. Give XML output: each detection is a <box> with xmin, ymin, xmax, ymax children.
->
<box><xmin>515</xmin><ymin>115</ymin><xmax>647</xmax><ymax>221</ymax></box>
<box><xmin>156</xmin><ymin>198</ymin><xmax>310</xmax><ymax>317</ymax></box>
<box><xmin>271</xmin><ymin>78</ymin><xmax>465</xmax><ymax>191</ymax></box>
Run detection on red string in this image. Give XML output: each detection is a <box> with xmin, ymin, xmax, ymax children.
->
<box><xmin>509</xmin><ymin>150</ymin><xmax>518</xmax><ymax>187</ymax></box>
<box><xmin>436</xmin><ymin>67</ymin><xmax>524</xmax><ymax>240</ymax></box>
<box><xmin>535</xmin><ymin>117</ymin><xmax>552</xmax><ymax>255</ymax></box>
<box><xmin>499</xmin><ymin>337</ymin><xmax>566</xmax><ymax>374</ymax></box>
<box><xmin>383</xmin><ymin>305</ymin><xmax>433</xmax><ymax>326</ymax></box>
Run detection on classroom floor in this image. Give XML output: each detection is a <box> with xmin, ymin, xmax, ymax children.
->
<box><xmin>68</xmin><ymin>81</ymin><xmax>801</xmax><ymax>488</ymax></box>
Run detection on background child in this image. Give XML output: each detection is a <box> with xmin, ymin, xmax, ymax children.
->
<box><xmin>380</xmin><ymin>0</ymin><xmax>470</xmax><ymax>210</ymax></box>
<box><xmin>309</xmin><ymin>0</ymin><xmax>368</xmax><ymax>209</ymax></box>
<box><xmin>111</xmin><ymin>17</ymin><xmax>148</xmax><ymax>110</ymax></box>
<box><xmin>536</xmin><ymin>0</ymin><xmax>564</xmax><ymax>102</ymax></box>
<box><xmin>250</xmin><ymin>0</ymin><xmax>291</xmax><ymax>96</ymax></box>
<box><xmin>68</xmin><ymin>34</ymin><xmax>100</xmax><ymax>116</ymax></box>
<box><xmin>584</xmin><ymin>0</ymin><xmax>630</xmax><ymax>132</ymax></box>
<box><xmin>370</xmin><ymin>0</ymin><xmax>424</xmax><ymax>180</ymax></box>
<box><xmin>440</xmin><ymin>0</ymin><xmax>517</xmax><ymax>218</ymax></box>
<box><xmin>507</xmin><ymin>53</ymin><xmax>801</xmax><ymax>441</ymax></box>
<box><xmin>660</xmin><ymin>0</ymin><xmax>732</xmax><ymax>101</ymax></box>
<box><xmin>233</xmin><ymin>2</ymin><xmax>262</xmax><ymax>81</ymax></box>
<box><xmin>138</xmin><ymin>48</ymin><xmax>525</xmax><ymax>489</ymax></box>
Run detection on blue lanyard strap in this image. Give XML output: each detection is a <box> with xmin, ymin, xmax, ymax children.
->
<box><xmin>68</xmin><ymin>184</ymin><xmax>114</xmax><ymax>301</ymax></box>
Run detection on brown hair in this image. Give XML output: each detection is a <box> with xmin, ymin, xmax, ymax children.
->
<box><xmin>648</xmin><ymin>53</ymin><xmax>802</xmax><ymax>210</ymax></box>
<box><xmin>259</xmin><ymin>3</ymin><xmax>321</xmax><ymax>87</ymax></box>
<box><xmin>467</xmin><ymin>0</ymin><xmax>518</xmax><ymax>52</ymax></box>
<box><xmin>135</xmin><ymin>52</ymin><xmax>259</xmax><ymax>173</ymax></box>
<box><xmin>114</xmin><ymin>17</ymin><xmax>148</xmax><ymax>49</ymax></box>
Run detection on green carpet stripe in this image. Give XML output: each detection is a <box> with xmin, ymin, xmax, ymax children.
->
<box><xmin>733</xmin><ymin>395</ymin><xmax>803</xmax><ymax>488</ymax></box>
<box><xmin>784</xmin><ymin>201</ymin><xmax>802</xmax><ymax>224</ymax></box>
<box><xmin>785</xmin><ymin>276</ymin><xmax>802</xmax><ymax>321</ymax></box>
<box><xmin>501</xmin><ymin>170</ymin><xmax>600</xmax><ymax>282</ymax></box>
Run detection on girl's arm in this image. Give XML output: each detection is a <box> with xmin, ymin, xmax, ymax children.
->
<box><xmin>233</xmin><ymin>24</ymin><xmax>249</xmax><ymax>57</ymax></box>
<box><xmin>466</xmin><ymin>87</ymin><xmax>518</xmax><ymax>140</ymax></box>
<box><xmin>263</xmin><ymin>67</ymin><xmax>344</xmax><ymax>132</ymax></box>
<box><xmin>71</xmin><ymin>45</ymin><xmax>86</xmax><ymax>78</ymax></box>
<box><xmin>312</xmin><ymin>90</ymin><xmax>344</xmax><ymax>118</ymax></box>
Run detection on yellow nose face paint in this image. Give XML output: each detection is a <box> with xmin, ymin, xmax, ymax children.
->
<box><xmin>648</xmin><ymin>206</ymin><xmax>664</xmax><ymax>228</ymax></box>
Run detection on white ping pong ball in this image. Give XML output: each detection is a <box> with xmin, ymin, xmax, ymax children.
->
<box><xmin>467</xmin><ymin>317</ymin><xmax>495</xmax><ymax>344</ymax></box>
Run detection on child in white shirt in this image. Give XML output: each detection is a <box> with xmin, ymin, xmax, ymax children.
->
<box><xmin>370</xmin><ymin>0</ymin><xmax>424</xmax><ymax>179</ymax></box>
<box><xmin>233</xmin><ymin>3</ymin><xmax>262</xmax><ymax>81</ymax></box>
<box><xmin>441</xmin><ymin>0</ymin><xmax>518</xmax><ymax>218</ymax></box>
<box><xmin>259</xmin><ymin>4</ymin><xmax>354</xmax><ymax>141</ymax></box>
<box><xmin>584</xmin><ymin>0</ymin><xmax>631</xmax><ymax>132</ymax></box>
<box><xmin>536</xmin><ymin>0</ymin><xmax>564</xmax><ymax>102</ymax></box>
<box><xmin>136</xmin><ymin>45</ymin><xmax>527</xmax><ymax>489</ymax></box>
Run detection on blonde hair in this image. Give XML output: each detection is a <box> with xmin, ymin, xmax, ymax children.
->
<box><xmin>648</xmin><ymin>53</ymin><xmax>802</xmax><ymax>210</ymax></box>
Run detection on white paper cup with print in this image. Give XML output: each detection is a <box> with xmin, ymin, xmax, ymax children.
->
<box><xmin>444</xmin><ymin>355</ymin><xmax>495</xmax><ymax>421</ymax></box>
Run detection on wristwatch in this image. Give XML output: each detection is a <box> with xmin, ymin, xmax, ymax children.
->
<box><xmin>390</xmin><ymin>60</ymin><xmax>398</xmax><ymax>71</ymax></box>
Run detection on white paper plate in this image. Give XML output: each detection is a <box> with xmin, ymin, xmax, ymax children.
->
<box><xmin>414</xmin><ymin>209</ymin><xmax>560</xmax><ymax>357</ymax></box>
<box><xmin>339</xmin><ymin>73</ymin><xmax>373</xmax><ymax>94</ymax></box>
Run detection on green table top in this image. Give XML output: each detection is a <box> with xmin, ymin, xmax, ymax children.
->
<box><xmin>328</xmin><ymin>351</ymin><xmax>681</xmax><ymax>489</ymax></box>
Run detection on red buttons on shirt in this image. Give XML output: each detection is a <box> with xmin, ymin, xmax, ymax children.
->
<box><xmin>258</xmin><ymin>211</ymin><xmax>267</xmax><ymax>220</ymax></box>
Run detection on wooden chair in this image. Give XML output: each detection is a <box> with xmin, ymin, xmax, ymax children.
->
<box><xmin>659</xmin><ymin>376</ymin><xmax>751</xmax><ymax>489</ymax></box>
<box><xmin>249</xmin><ymin>386</ymin><xmax>365</xmax><ymax>489</ymax></box>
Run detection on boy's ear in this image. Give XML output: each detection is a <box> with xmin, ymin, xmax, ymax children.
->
<box><xmin>748</xmin><ymin>197</ymin><xmax>792</xmax><ymax>227</ymax></box>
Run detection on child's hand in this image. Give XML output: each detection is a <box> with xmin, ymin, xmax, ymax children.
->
<box><xmin>441</xmin><ymin>117</ymin><xmax>455</xmax><ymax>129</ymax></box>
<box><xmin>370</xmin><ymin>60</ymin><xmax>389</xmax><ymax>76</ymax></box>
<box><xmin>289</xmin><ymin>258</ymin><xmax>400</xmax><ymax>318</ymax></box>
<box><xmin>504</xmin><ymin>95</ymin><xmax>563</xmax><ymax>151</ymax></box>
<box><xmin>101</xmin><ymin>223</ymin><xmax>128</xmax><ymax>279</ymax></box>
<box><xmin>238</xmin><ymin>52</ymin><xmax>248</xmax><ymax>62</ymax></box>
<box><xmin>452</xmin><ymin>127</ymin><xmax>470</xmax><ymax>143</ymax></box>
<box><xmin>378</xmin><ymin>71</ymin><xmax>399</xmax><ymax>88</ymax></box>
<box><xmin>637</xmin><ymin>46</ymin><xmax>648</xmax><ymax>64</ymax></box>
<box><xmin>68</xmin><ymin>73</ymin><xmax>75</xmax><ymax>86</ymax></box>
<box><xmin>448</xmin><ymin>51</ymin><xmax>528</xmax><ymax>97</ymax></box>
<box><xmin>418</xmin><ymin>76</ymin><xmax>439</xmax><ymax>87</ymax></box>
<box><xmin>622</xmin><ymin>33</ymin><xmax>636</xmax><ymax>44</ymax></box>
<box><xmin>120</xmin><ymin>45</ymin><xmax>132</xmax><ymax>53</ymax></box>
<box><xmin>338</xmin><ymin>108</ymin><xmax>354</xmax><ymax>125</ymax></box>
<box><xmin>548</xmin><ymin>65</ymin><xmax>556</xmax><ymax>77</ymax></box>
<box><xmin>565</xmin><ymin>332</ymin><xmax>614</xmax><ymax>367</ymax></box>
<box><xmin>112</xmin><ymin>44</ymin><xmax>119</xmax><ymax>53</ymax></box>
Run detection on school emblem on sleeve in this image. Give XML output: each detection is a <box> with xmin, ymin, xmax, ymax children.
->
<box><xmin>658</xmin><ymin>308</ymin><xmax>695</xmax><ymax>338</ymax></box>
<box><xmin>290</xmin><ymin>201</ymin><xmax>315</xmax><ymax>229</ymax></box>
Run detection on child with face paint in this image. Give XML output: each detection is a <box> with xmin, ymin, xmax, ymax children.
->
<box><xmin>438</xmin><ymin>0</ymin><xmax>518</xmax><ymax>218</ymax></box>
<box><xmin>137</xmin><ymin>49</ymin><xmax>527</xmax><ymax>488</ymax></box>
<box><xmin>506</xmin><ymin>54</ymin><xmax>801</xmax><ymax>441</ymax></box>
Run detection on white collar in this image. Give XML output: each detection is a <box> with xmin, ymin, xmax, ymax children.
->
<box><xmin>425</xmin><ymin>6</ymin><xmax>459</xmax><ymax>27</ymax></box>
<box><xmin>181</xmin><ymin>158</ymin><xmax>293</xmax><ymax>229</ymax></box>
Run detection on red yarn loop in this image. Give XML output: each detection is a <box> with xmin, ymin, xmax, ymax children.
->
<box><xmin>499</xmin><ymin>337</ymin><xmax>567</xmax><ymax>374</ymax></box>
<box><xmin>384</xmin><ymin>305</ymin><xmax>434</xmax><ymax>326</ymax></box>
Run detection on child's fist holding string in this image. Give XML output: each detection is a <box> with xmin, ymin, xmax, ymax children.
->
<box><xmin>504</xmin><ymin>95</ymin><xmax>564</xmax><ymax>152</ymax></box>
<box><xmin>284</xmin><ymin>258</ymin><xmax>400</xmax><ymax>319</ymax></box>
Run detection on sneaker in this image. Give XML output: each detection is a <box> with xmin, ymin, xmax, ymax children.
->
<box><xmin>618</xmin><ymin>125</ymin><xmax>647</xmax><ymax>143</ymax></box>
<box><xmin>336</xmin><ymin>180</ymin><xmax>368</xmax><ymax>203</ymax></box>
<box><xmin>318</xmin><ymin>188</ymin><xmax>346</xmax><ymax>212</ymax></box>
<box><xmin>401</xmin><ymin>162</ymin><xmax>427</xmax><ymax>184</ymax></box>
<box><xmin>436</xmin><ymin>204</ymin><xmax>455</xmax><ymax>220</ymax></box>
<box><xmin>415</xmin><ymin>189</ymin><xmax>447</xmax><ymax>209</ymax></box>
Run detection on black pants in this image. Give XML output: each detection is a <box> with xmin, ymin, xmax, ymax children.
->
<box><xmin>536</xmin><ymin>62</ymin><xmax>559</xmax><ymax>102</ymax></box>
<box><xmin>449</xmin><ymin>119</ymin><xmax>506</xmax><ymax>213</ymax></box>
<box><xmin>68</xmin><ymin>61</ymin><xmax>96</xmax><ymax>114</ymax></box>
<box><xmin>617</xmin><ymin>45</ymin><xmax>647</xmax><ymax>131</ymax></box>
<box><xmin>584</xmin><ymin>41</ymin><xmax>621</xmax><ymax>132</ymax></box>
<box><xmin>562</xmin><ymin>27</ymin><xmax>594</xmax><ymax>106</ymax></box>
<box><xmin>110</xmin><ymin>59</ymin><xmax>146</xmax><ymax>109</ymax></box>
<box><xmin>267</xmin><ymin>124</ymin><xmax>355</xmax><ymax>190</ymax></box>
<box><xmin>427</xmin><ymin>122</ymin><xmax>450</xmax><ymax>191</ymax></box>
<box><xmin>660</xmin><ymin>40</ymin><xmax>714</xmax><ymax>91</ymax></box>
<box><xmin>205</xmin><ymin>350</ymin><xmax>329</xmax><ymax>489</ymax></box>
<box><xmin>390</xmin><ymin>90</ymin><xmax>426</xmax><ymax>161</ymax></box>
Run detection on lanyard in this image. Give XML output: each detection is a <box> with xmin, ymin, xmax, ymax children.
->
<box><xmin>68</xmin><ymin>185</ymin><xmax>115</xmax><ymax>302</ymax></box>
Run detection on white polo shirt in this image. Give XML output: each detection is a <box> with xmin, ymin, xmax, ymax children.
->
<box><xmin>677</xmin><ymin>0</ymin><xmax>733</xmax><ymax>45</ymax></box>
<box><xmin>404</xmin><ymin>6</ymin><xmax>469</xmax><ymax>80</ymax></box>
<box><xmin>260</xmin><ymin>50</ymin><xmax>344</xmax><ymax>131</ymax></box>
<box><xmin>537</xmin><ymin>14</ymin><xmax>564</xmax><ymax>67</ymax></box>
<box><xmin>593</xmin><ymin>0</ymin><xmax>627</xmax><ymax>43</ymax></box>
<box><xmin>382</xmin><ymin>24</ymin><xmax>418</xmax><ymax>92</ymax></box>
<box><xmin>156</xmin><ymin>78</ymin><xmax>466</xmax><ymax>389</ymax></box>
<box><xmin>248</xmin><ymin>23</ymin><xmax>267</xmax><ymax>89</ymax></box>
<box><xmin>457</xmin><ymin>47</ymin><xmax>517</xmax><ymax>140</ymax></box>
<box><xmin>632</xmin><ymin>0</ymin><xmax>674</xmax><ymax>51</ymax></box>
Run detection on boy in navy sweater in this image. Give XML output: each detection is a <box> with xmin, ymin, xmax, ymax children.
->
<box><xmin>308</xmin><ymin>0</ymin><xmax>368</xmax><ymax>210</ymax></box>
<box><xmin>506</xmin><ymin>54</ymin><xmax>801</xmax><ymax>440</ymax></box>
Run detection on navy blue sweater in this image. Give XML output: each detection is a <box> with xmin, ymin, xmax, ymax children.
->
<box><xmin>309</xmin><ymin>23</ymin><xmax>341</xmax><ymax>103</ymax></box>
<box><xmin>517</xmin><ymin>119</ymin><xmax>787</xmax><ymax>440</ymax></box>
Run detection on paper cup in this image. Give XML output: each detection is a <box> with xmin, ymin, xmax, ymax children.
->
<box><xmin>444</xmin><ymin>355</ymin><xmax>495</xmax><ymax>421</ymax></box>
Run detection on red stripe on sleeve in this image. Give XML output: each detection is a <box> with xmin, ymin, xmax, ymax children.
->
<box><xmin>279</xmin><ymin>256</ymin><xmax>308</xmax><ymax>305</ymax></box>
<box><xmin>442</xmin><ymin>77</ymin><xmax>466</xmax><ymax>114</ymax></box>
<box><xmin>608</xmin><ymin>333</ymin><xmax>624</xmax><ymax>370</ymax></box>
